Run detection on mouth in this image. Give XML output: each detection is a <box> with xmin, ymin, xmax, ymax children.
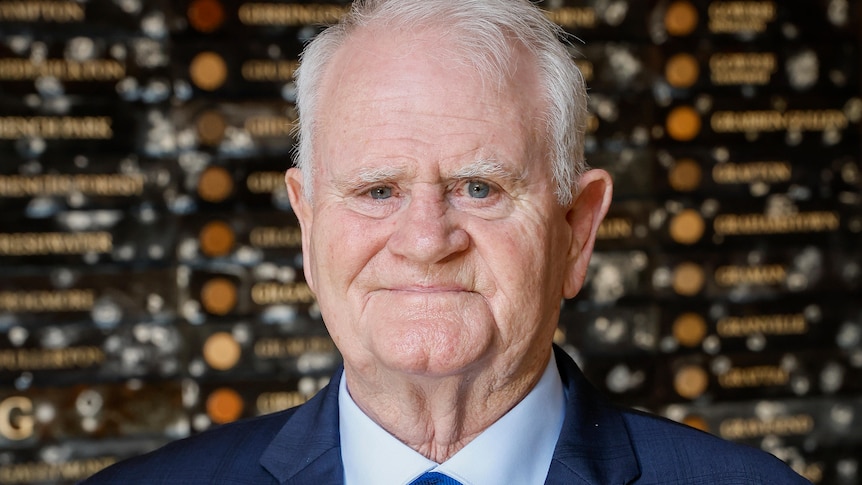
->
<box><xmin>385</xmin><ymin>285</ymin><xmax>470</xmax><ymax>293</ymax></box>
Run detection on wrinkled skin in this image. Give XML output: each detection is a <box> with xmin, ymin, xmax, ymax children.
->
<box><xmin>285</xmin><ymin>26</ymin><xmax>612</xmax><ymax>461</ymax></box>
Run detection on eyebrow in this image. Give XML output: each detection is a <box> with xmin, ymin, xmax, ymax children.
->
<box><xmin>355</xmin><ymin>165</ymin><xmax>409</xmax><ymax>184</ymax></box>
<box><xmin>330</xmin><ymin>165</ymin><xmax>411</xmax><ymax>193</ymax></box>
<box><xmin>450</xmin><ymin>159</ymin><xmax>526</xmax><ymax>184</ymax></box>
<box><xmin>331</xmin><ymin>158</ymin><xmax>526</xmax><ymax>191</ymax></box>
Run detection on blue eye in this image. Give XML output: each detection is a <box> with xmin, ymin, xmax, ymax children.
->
<box><xmin>467</xmin><ymin>181</ymin><xmax>490</xmax><ymax>198</ymax></box>
<box><xmin>369</xmin><ymin>186</ymin><xmax>392</xmax><ymax>199</ymax></box>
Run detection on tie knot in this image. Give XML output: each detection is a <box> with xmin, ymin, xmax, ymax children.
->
<box><xmin>408</xmin><ymin>471</ymin><xmax>463</xmax><ymax>485</ymax></box>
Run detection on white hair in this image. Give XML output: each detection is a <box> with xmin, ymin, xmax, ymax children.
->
<box><xmin>293</xmin><ymin>0</ymin><xmax>588</xmax><ymax>206</ymax></box>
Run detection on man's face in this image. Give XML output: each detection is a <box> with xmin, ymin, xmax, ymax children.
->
<box><xmin>287</xmin><ymin>28</ymin><xmax>596</xmax><ymax>379</ymax></box>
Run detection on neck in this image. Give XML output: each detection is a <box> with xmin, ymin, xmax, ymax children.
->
<box><xmin>343</xmin><ymin>348</ymin><xmax>552</xmax><ymax>462</ymax></box>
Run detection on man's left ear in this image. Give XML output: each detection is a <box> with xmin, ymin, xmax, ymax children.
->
<box><xmin>562</xmin><ymin>168</ymin><xmax>613</xmax><ymax>299</ymax></box>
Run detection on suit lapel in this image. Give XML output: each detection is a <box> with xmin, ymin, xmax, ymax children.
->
<box><xmin>547</xmin><ymin>346</ymin><xmax>642</xmax><ymax>485</ymax></box>
<box><xmin>259</xmin><ymin>368</ymin><xmax>345</xmax><ymax>484</ymax></box>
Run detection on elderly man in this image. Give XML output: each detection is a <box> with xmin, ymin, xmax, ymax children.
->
<box><xmin>85</xmin><ymin>0</ymin><xmax>810</xmax><ymax>483</ymax></box>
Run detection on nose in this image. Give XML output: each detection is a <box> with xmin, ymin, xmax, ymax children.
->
<box><xmin>386</xmin><ymin>188</ymin><xmax>470</xmax><ymax>263</ymax></box>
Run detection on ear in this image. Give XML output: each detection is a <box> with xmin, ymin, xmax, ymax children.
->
<box><xmin>562</xmin><ymin>168</ymin><xmax>613</xmax><ymax>299</ymax></box>
<box><xmin>285</xmin><ymin>167</ymin><xmax>316</xmax><ymax>292</ymax></box>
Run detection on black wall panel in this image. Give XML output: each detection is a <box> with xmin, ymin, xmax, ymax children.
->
<box><xmin>0</xmin><ymin>1</ymin><xmax>859</xmax><ymax>483</ymax></box>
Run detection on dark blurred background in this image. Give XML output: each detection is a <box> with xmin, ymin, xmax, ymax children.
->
<box><xmin>0</xmin><ymin>0</ymin><xmax>860</xmax><ymax>483</ymax></box>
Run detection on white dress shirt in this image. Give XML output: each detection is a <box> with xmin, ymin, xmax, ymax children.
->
<box><xmin>339</xmin><ymin>355</ymin><xmax>566</xmax><ymax>485</ymax></box>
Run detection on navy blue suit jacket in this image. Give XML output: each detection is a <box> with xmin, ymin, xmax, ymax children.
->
<box><xmin>83</xmin><ymin>347</ymin><xmax>810</xmax><ymax>484</ymax></box>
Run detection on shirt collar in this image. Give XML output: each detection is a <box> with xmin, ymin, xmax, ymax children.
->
<box><xmin>339</xmin><ymin>354</ymin><xmax>565</xmax><ymax>485</ymax></box>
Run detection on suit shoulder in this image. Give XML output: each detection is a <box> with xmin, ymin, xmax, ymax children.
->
<box><xmin>81</xmin><ymin>408</ymin><xmax>299</xmax><ymax>484</ymax></box>
<box><xmin>618</xmin><ymin>407</ymin><xmax>811</xmax><ymax>484</ymax></box>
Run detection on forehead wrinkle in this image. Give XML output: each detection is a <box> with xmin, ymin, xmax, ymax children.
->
<box><xmin>387</xmin><ymin>102</ymin><xmax>505</xmax><ymax>124</ymax></box>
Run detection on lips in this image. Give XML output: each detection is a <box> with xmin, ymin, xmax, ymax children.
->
<box><xmin>386</xmin><ymin>285</ymin><xmax>469</xmax><ymax>293</ymax></box>
<box><xmin>366</xmin><ymin>285</ymin><xmax>477</xmax><ymax>302</ymax></box>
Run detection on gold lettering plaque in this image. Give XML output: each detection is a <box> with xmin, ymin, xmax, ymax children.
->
<box><xmin>717</xmin><ymin>365</ymin><xmax>789</xmax><ymax>388</ymax></box>
<box><xmin>717</xmin><ymin>313</ymin><xmax>808</xmax><ymax>337</ymax></box>
<box><xmin>710</xmin><ymin>110</ymin><xmax>848</xmax><ymax>133</ymax></box>
<box><xmin>241</xmin><ymin>60</ymin><xmax>300</xmax><ymax>82</ymax></box>
<box><xmin>246</xmin><ymin>171</ymin><xmax>284</xmax><ymax>194</ymax></box>
<box><xmin>719</xmin><ymin>414</ymin><xmax>814</xmax><ymax>440</ymax></box>
<box><xmin>596</xmin><ymin>217</ymin><xmax>633</xmax><ymax>240</ymax></box>
<box><xmin>714</xmin><ymin>264</ymin><xmax>786</xmax><ymax>287</ymax></box>
<box><xmin>711</xmin><ymin>161</ymin><xmax>791</xmax><ymax>185</ymax></box>
<box><xmin>256</xmin><ymin>391</ymin><xmax>309</xmax><ymax>414</ymax></box>
<box><xmin>0</xmin><ymin>59</ymin><xmax>124</xmax><ymax>81</ymax></box>
<box><xmin>0</xmin><ymin>457</ymin><xmax>117</xmax><ymax>484</ymax></box>
<box><xmin>238</xmin><ymin>3</ymin><xmax>347</xmax><ymax>26</ymax></box>
<box><xmin>250</xmin><ymin>282</ymin><xmax>315</xmax><ymax>305</ymax></box>
<box><xmin>0</xmin><ymin>289</ymin><xmax>95</xmax><ymax>312</ymax></box>
<box><xmin>708</xmin><ymin>1</ymin><xmax>776</xmax><ymax>33</ymax></box>
<box><xmin>0</xmin><ymin>174</ymin><xmax>144</xmax><ymax>197</ymax></box>
<box><xmin>0</xmin><ymin>117</ymin><xmax>112</xmax><ymax>139</ymax></box>
<box><xmin>709</xmin><ymin>53</ymin><xmax>777</xmax><ymax>85</ymax></box>
<box><xmin>249</xmin><ymin>227</ymin><xmax>302</xmax><ymax>248</ymax></box>
<box><xmin>544</xmin><ymin>7</ymin><xmax>597</xmax><ymax>28</ymax></box>
<box><xmin>0</xmin><ymin>1</ymin><xmax>85</xmax><ymax>22</ymax></box>
<box><xmin>0</xmin><ymin>347</ymin><xmax>105</xmax><ymax>371</ymax></box>
<box><xmin>0</xmin><ymin>232</ymin><xmax>112</xmax><ymax>256</ymax></box>
<box><xmin>253</xmin><ymin>336</ymin><xmax>335</xmax><ymax>358</ymax></box>
<box><xmin>244</xmin><ymin>116</ymin><xmax>295</xmax><ymax>138</ymax></box>
<box><xmin>0</xmin><ymin>396</ymin><xmax>34</xmax><ymax>441</ymax></box>
<box><xmin>714</xmin><ymin>212</ymin><xmax>840</xmax><ymax>236</ymax></box>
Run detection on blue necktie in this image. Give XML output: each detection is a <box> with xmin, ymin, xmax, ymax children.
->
<box><xmin>408</xmin><ymin>471</ymin><xmax>464</xmax><ymax>485</ymax></box>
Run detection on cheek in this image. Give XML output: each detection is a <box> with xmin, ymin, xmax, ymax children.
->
<box><xmin>309</xmin><ymin>211</ymin><xmax>390</xmax><ymax>291</ymax></box>
<box><xmin>478</xmin><ymin>219</ymin><xmax>562</xmax><ymax>308</ymax></box>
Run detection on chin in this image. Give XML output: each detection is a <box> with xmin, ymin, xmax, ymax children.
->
<box><xmin>370</xmin><ymin>323</ymin><xmax>493</xmax><ymax>378</ymax></box>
